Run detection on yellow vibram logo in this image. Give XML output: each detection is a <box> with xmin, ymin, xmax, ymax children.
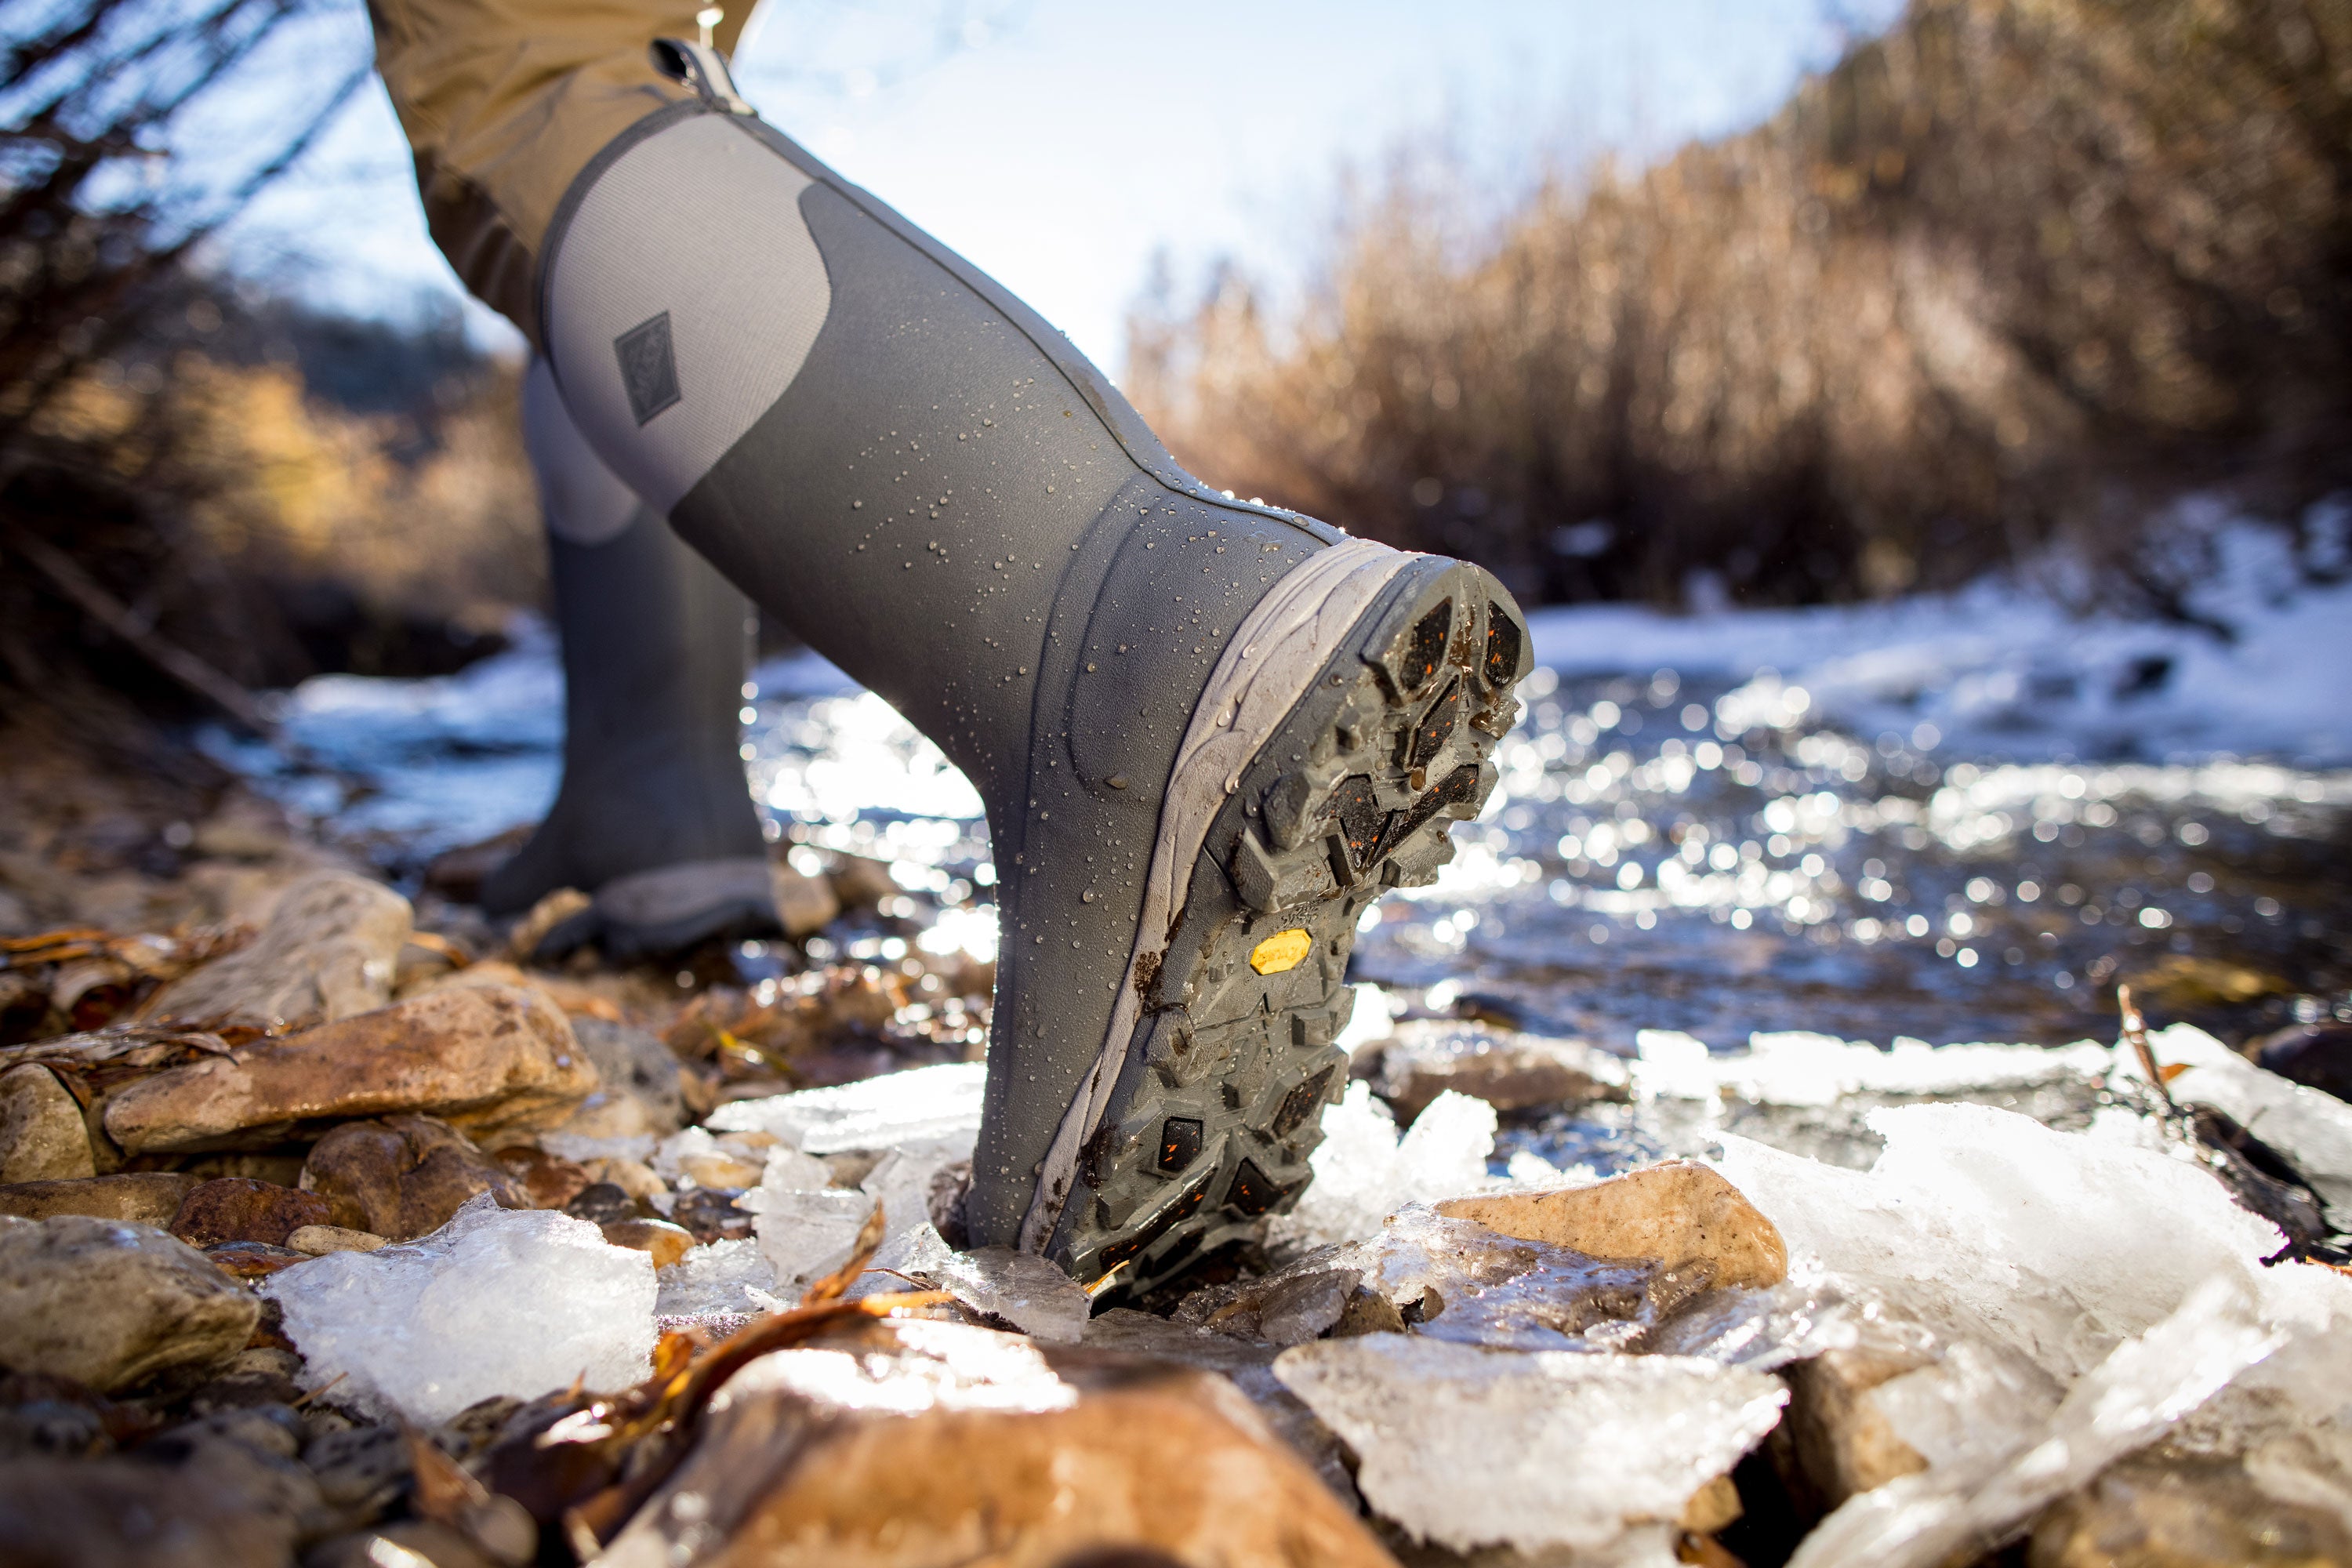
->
<box><xmin>1249</xmin><ymin>927</ymin><xmax>1313</xmax><ymax>975</ymax></box>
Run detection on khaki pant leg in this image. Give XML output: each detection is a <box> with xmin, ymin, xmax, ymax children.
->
<box><xmin>367</xmin><ymin>0</ymin><xmax>751</xmax><ymax>341</ymax></box>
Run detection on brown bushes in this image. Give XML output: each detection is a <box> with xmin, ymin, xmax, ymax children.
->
<box><xmin>1126</xmin><ymin>0</ymin><xmax>2352</xmax><ymax>614</ymax></box>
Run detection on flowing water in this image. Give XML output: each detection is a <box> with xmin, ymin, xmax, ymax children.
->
<box><xmin>212</xmin><ymin>601</ymin><xmax>2352</xmax><ymax>1159</ymax></box>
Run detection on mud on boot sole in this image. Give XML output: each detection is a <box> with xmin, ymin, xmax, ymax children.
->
<box><xmin>1047</xmin><ymin>557</ymin><xmax>1529</xmax><ymax>1292</ymax></box>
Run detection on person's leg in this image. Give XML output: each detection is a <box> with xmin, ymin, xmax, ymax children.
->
<box><xmin>369</xmin><ymin>13</ymin><xmax>1529</xmax><ymax>1285</ymax></box>
<box><xmin>486</xmin><ymin>358</ymin><xmax>773</xmax><ymax>960</ymax></box>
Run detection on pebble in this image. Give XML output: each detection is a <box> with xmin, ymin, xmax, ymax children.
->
<box><xmin>139</xmin><ymin>870</ymin><xmax>412</xmax><ymax>1030</ymax></box>
<box><xmin>285</xmin><ymin>1224</ymin><xmax>388</xmax><ymax>1255</ymax></box>
<box><xmin>0</xmin><ymin>1216</ymin><xmax>258</xmax><ymax>1392</ymax></box>
<box><xmin>0</xmin><ymin>1063</ymin><xmax>94</xmax><ymax>1181</ymax></box>
<box><xmin>104</xmin><ymin>983</ymin><xmax>597</xmax><ymax>1156</ymax></box>
<box><xmin>599</xmin><ymin>1216</ymin><xmax>695</xmax><ymax>1269</ymax></box>
<box><xmin>169</xmin><ymin>1176</ymin><xmax>336</xmax><ymax>1248</ymax></box>
<box><xmin>0</xmin><ymin>1171</ymin><xmax>201</xmax><ymax>1225</ymax></box>
<box><xmin>1437</xmin><ymin>1160</ymin><xmax>1788</xmax><ymax>1290</ymax></box>
<box><xmin>302</xmin><ymin>1115</ymin><xmax>529</xmax><ymax>1241</ymax></box>
<box><xmin>2030</xmin><ymin>1453</ymin><xmax>2352</xmax><ymax>1566</ymax></box>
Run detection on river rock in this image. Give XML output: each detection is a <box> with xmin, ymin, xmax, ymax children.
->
<box><xmin>169</xmin><ymin>1176</ymin><xmax>336</xmax><ymax>1248</ymax></box>
<box><xmin>104</xmin><ymin>983</ymin><xmax>597</xmax><ymax>1156</ymax></box>
<box><xmin>2254</xmin><ymin>1021</ymin><xmax>2352</xmax><ymax>1104</ymax></box>
<box><xmin>285</xmin><ymin>1224</ymin><xmax>387</xmax><ymax>1255</ymax></box>
<box><xmin>2028</xmin><ymin>1453</ymin><xmax>2352</xmax><ymax>1566</ymax></box>
<box><xmin>140</xmin><ymin>870</ymin><xmax>412</xmax><ymax>1029</ymax></box>
<box><xmin>1767</xmin><ymin>1341</ymin><xmax>1933</xmax><ymax>1517</ymax></box>
<box><xmin>1438</xmin><ymin>1160</ymin><xmax>1788</xmax><ymax>1290</ymax></box>
<box><xmin>302</xmin><ymin>1115</ymin><xmax>528</xmax><ymax>1241</ymax></box>
<box><xmin>0</xmin><ymin>1451</ymin><xmax>303</xmax><ymax>1567</ymax></box>
<box><xmin>599</xmin><ymin>1216</ymin><xmax>695</xmax><ymax>1269</ymax></box>
<box><xmin>0</xmin><ymin>1171</ymin><xmax>200</xmax><ymax>1225</ymax></box>
<box><xmin>567</xmin><ymin>1016</ymin><xmax>685</xmax><ymax>1132</ymax></box>
<box><xmin>488</xmin><ymin>1143</ymin><xmax>593</xmax><ymax>1210</ymax></box>
<box><xmin>595</xmin><ymin>1319</ymin><xmax>1394</xmax><ymax>1568</ymax></box>
<box><xmin>0</xmin><ymin>1216</ymin><xmax>258</xmax><ymax>1392</ymax></box>
<box><xmin>1372</xmin><ymin>1019</ymin><xmax>1629</xmax><ymax>1121</ymax></box>
<box><xmin>0</xmin><ymin>1063</ymin><xmax>94</xmax><ymax>1182</ymax></box>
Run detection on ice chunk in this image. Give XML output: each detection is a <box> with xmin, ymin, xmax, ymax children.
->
<box><xmin>858</xmin><ymin>1134</ymin><xmax>975</xmax><ymax>1247</ymax></box>
<box><xmin>739</xmin><ymin>1145</ymin><xmax>875</xmax><ymax>1299</ymax></box>
<box><xmin>1789</xmin><ymin>1277</ymin><xmax>2281</xmax><ymax>1568</ymax></box>
<box><xmin>1637</xmin><ymin>1031</ymin><xmax>2111</xmax><ymax>1107</ymax></box>
<box><xmin>263</xmin><ymin>1194</ymin><xmax>656</xmax><ymax>1423</ymax></box>
<box><xmin>704</xmin><ymin>1061</ymin><xmax>985</xmax><ymax>1153</ymax></box>
<box><xmin>2125</xmin><ymin>1022</ymin><xmax>2352</xmax><ymax>1225</ymax></box>
<box><xmin>1276</xmin><ymin>1336</ymin><xmax>1786</xmax><ymax>1556</ymax></box>
<box><xmin>932</xmin><ymin>1247</ymin><xmax>1091</xmax><ymax>1343</ymax></box>
<box><xmin>1635</xmin><ymin>1029</ymin><xmax>1722</xmax><ymax>1102</ymax></box>
<box><xmin>1715</xmin><ymin>1102</ymin><xmax>2288</xmax><ymax>1379</ymax></box>
<box><xmin>655</xmin><ymin>1238</ymin><xmax>779</xmax><ymax>1319</ymax></box>
<box><xmin>1271</xmin><ymin>1084</ymin><xmax>1497</xmax><ymax>1248</ymax></box>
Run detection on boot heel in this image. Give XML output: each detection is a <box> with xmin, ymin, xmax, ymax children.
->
<box><xmin>1051</xmin><ymin>559</ymin><xmax>1531</xmax><ymax>1292</ymax></box>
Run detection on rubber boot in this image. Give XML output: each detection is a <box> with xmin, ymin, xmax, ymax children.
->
<box><xmin>535</xmin><ymin>45</ymin><xmax>1530</xmax><ymax>1286</ymax></box>
<box><xmin>483</xmin><ymin>357</ymin><xmax>775</xmax><ymax>961</ymax></box>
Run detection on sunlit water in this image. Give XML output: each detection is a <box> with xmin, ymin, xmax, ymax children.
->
<box><xmin>214</xmin><ymin>622</ymin><xmax>2352</xmax><ymax>1088</ymax></box>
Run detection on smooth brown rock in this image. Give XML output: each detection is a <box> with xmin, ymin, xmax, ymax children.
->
<box><xmin>1768</xmin><ymin>1343</ymin><xmax>1933</xmax><ymax>1517</ymax></box>
<box><xmin>597</xmin><ymin>1319</ymin><xmax>1396</xmax><ymax>1568</ymax></box>
<box><xmin>0</xmin><ymin>1063</ymin><xmax>95</xmax><ymax>1182</ymax></box>
<box><xmin>0</xmin><ymin>1171</ymin><xmax>200</xmax><ymax>1225</ymax></box>
<box><xmin>104</xmin><ymin>983</ymin><xmax>597</xmax><ymax>1156</ymax></box>
<box><xmin>2029</xmin><ymin>1453</ymin><xmax>2352</xmax><ymax>1567</ymax></box>
<box><xmin>0</xmin><ymin>1451</ymin><xmax>301</xmax><ymax>1567</ymax></box>
<box><xmin>0</xmin><ymin>1216</ymin><xmax>257</xmax><ymax>1392</ymax></box>
<box><xmin>488</xmin><ymin>1142</ymin><xmax>593</xmax><ymax>1210</ymax></box>
<box><xmin>169</xmin><ymin>1177</ymin><xmax>334</xmax><ymax>1248</ymax></box>
<box><xmin>140</xmin><ymin>869</ymin><xmax>412</xmax><ymax>1029</ymax></box>
<box><xmin>1438</xmin><ymin>1161</ymin><xmax>1788</xmax><ymax>1290</ymax></box>
<box><xmin>600</xmin><ymin>1216</ymin><xmax>695</xmax><ymax>1269</ymax></box>
<box><xmin>285</xmin><ymin>1223</ymin><xmax>387</xmax><ymax>1255</ymax></box>
<box><xmin>205</xmin><ymin>1240</ymin><xmax>310</xmax><ymax>1279</ymax></box>
<box><xmin>301</xmin><ymin>1115</ymin><xmax>528</xmax><ymax>1241</ymax></box>
<box><xmin>1374</xmin><ymin>1021</ymin><xmax>1629</xmax><ymax>1122</ymax></box>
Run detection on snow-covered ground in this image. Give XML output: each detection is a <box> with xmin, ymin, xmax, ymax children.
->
<box><xmin>1528</xmin><ymin>521</ymin><xmax>2352</xmax><ymax>767</ymax></box>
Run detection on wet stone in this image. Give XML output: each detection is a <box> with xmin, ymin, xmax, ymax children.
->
<box><xmin>0</xmin><ymin>1451</ymin><xmax>304</xmax><ymax>1567</ymax></box>
<box><xmin>169</xmin><ymin>1175</ymin><xmax>335</xmax><ymax>1248</ymax></box>
<box><xmin>0</xmin><ymin>1062</ymin><xmax>94</xmax><ymax>1182</ymax></box>
<box><xmin>670</xmin><ymin>1183</ymin><xmax>755</xmax><ymax>1242</ymax></box>
<box><xmin>562</xmin><ymin>1180</ymin><xmax>640</xmax><ymax>1225</ymax></box>
<box><xmin>2027</xmin><ymin>1452</ymin><xmax>2352</xmax><ymax>1567</ymax></box>
<box><xmin>140</xmin><ymin>869</ymin><xmax>412</xmax><ymax>1031</ymax></box>
<box><xmin>0</xmin><ymin>1170</ymin><xmax>201</xmax><ymax>1225</ymax></box>
<box><xmin>2254</xmin><ymin>1021</ymin><xmax>2352</xmax><ymax>1105</ymax></box>
<box><xmin>1370</xmin><ymin>1019</ymin><xmax>1630</xmax><ymax>1123</ymax></box>
<box><xmin>0</xmin><ymin>1215</ymin><xmax>258</xmax><ymax>1392</ymax></box>
<box><xmin>565</xmin><ymin>1015</ymin><xmax>686</xmax><ymax>1134</ymax></box>
<box><xmin>600</xmin><ymin>1319</ymin><xmax>1395</xmax><ymax>1567</ymax></box>
<box><xmin>302</xmin><ymin>1115</ymin><xmax>528</xmax><ymax>1242</ymax></box>
<box><xmin>601</xmin><ymin>1216</ymin><xmax>695</xmax><ymax>1269</ymax></box>
<box><xmin>488</xmin><ymin>1142</ymin><xmax>592</xmax><ymax>1210</ymax></box>
<box><xmin>205</xmin><ymin>1240</ymin><xmax>312</xmax><ymax>1279</ymax></box>
<box><xmin>286</xmin><ymin>1223</ymin><xmax>387</xmax><ymax>1255</ymax></box>
<box><xmin>104</xmin><ymin>982</ymin><xmax>597</xmax><ymax>1156</ymax></box>
<box><xmin>1437</xmin><ymin>1160</ymin><xmax>1788</xmax><ymax>1291</ymax></box>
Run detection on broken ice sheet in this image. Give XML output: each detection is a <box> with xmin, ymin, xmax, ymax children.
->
<box><xmin>2118</xmin><ymin>1022</ymin><xmax>2352</xmax><ymax>1226</ymax></box>
<box><xmin>842</xmin><ymin>1222</ymin><xmax>1089</xmax><ymax>1342</ymax></box>
<box><xmin>739</xmin><ymin>1145</ymin><xmax>875</xmax><ymax>1301</ymax></box>
<box><xmin>263</xmin><ymin>1193</ymin><xmax>656</xmax><ymax>1424</ymax></box>
<box><xmin>705</xmin><ymin>1061</ymin><xmax>985</xmax><ymax>1154</ymax></box>
<box><xmin>1788</xmin><ymin>1276</ymin><xmax>2281</xmax><ymax>1568</ymax></box>
<box><xmin>654</xmin><ymin>1236</ymin><xmax>779</xmax><ymax>1319</ymax></box>
<box><xmin>1276</xmin><ymin>1335</ymin><xmax>1786</xmax><ymax>1557</ymax></box>
<box><xmin>1712</xmin><ymin>1102</ymin><xmax>2293</xmax><ymax>1381</ymax></box>
<box><xmin>1635</xmin><ymin>1029</ymin><xmax>2112</xmax><ymax>1108</ymax></box>
<box><xmin>1271</xmin><ymin>1083</ymin><xmax>1497</xmax><ymax>1249</ymax></box>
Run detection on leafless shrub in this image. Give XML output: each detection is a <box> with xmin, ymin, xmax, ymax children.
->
<box><xmin>1128</xmin><ymin>0</ymin><xmax>2352</xmax><ymax>615</ymax></box>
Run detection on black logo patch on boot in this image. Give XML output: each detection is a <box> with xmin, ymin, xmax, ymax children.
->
<box><xmin>615</xmin><ymin>312</ymin><xmax>682</xmax><ymax>425</ymax></box>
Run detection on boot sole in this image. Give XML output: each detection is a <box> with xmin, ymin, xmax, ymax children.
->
<box><xmin>1031</xmin><ymin>550</ymin><xmax>1530</xmax><ymax>1291</ymax></box>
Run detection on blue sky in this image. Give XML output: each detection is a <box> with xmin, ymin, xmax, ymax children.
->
<box><xmin>225</xmin><ymin>0</ymin><xmax>1898</xmax><ymax>371</ymax></box>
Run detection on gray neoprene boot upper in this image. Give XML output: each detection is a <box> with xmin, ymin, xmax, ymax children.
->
<box><xmin>535</xmin><ymin>43</ymin><xmax>1530</xmax><ymax>1287</ymax></box>
<box><xmin>485</xmin><ymin>358</ymin><xmax>776</xmax><ymax>961</ymax></box>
